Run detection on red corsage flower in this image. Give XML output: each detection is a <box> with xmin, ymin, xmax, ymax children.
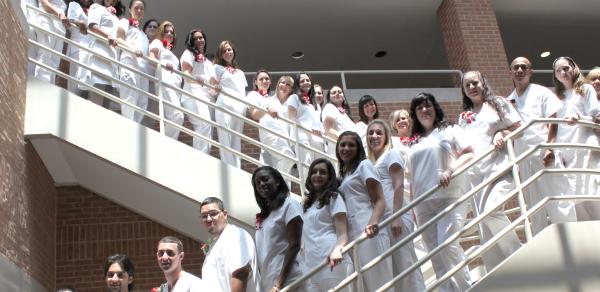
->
<box><xmin>107</xmin><ymin>6</ymin><xmax>116</xmax><ymax>15</ymax></box>
<box><xmin>399</xmin><ymin>135</ymin><xmax>419</xmax><ymax>146</ymax></box>
<box><xmin>460</xmin><ymin>111</ymin><xmax>476</xmax><ymax>124</ymax></box>
<box><xmin>226</xmin><ymin>65</ymin><xmax>236</xmax><ymax>74</ymax></box>
<box><xmin>162</xmin><ymin>39</ymin><xmax>173</xmax><ymax>50</ymax></box>
<box><xmin>194</xmin><ymin>53</ymin><xmax>205</xmax><ymax>62</ymax></box>
<box><xmin>255</xmin><ymin>213</ymin><xmax>265</xmax><ymax>230</ymax></box>
<box><xmin>128</xmin><ymin>18</ymin><xmax>139</xmax><ymax>28</ymax></box>
<box><xmin>302</xmin><ymin>94</ymin><xmax>311</xmax><ymax>104</ymax></box>
<box><xmin>337</xmin><ymin>106</ymin><xmax>346</xmax><ymax>114</ymax></box>
<box><xmin>258</xmin><ymin>89</ymin><xmax>268</xmax><ymax>97</ymax></box>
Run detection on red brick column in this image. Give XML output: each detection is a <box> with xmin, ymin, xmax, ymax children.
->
<box><xmin>0</xmin><ymin>0</ymin><xmax>57</xmax><ymax>290</ymax></box>
<box><xmin>437</xmin><ymin>0</ymin><xmax>514</xmax><ymax>96</ymax></box>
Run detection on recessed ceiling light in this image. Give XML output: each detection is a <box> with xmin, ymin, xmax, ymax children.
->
<box><xmin>291</xmin><ymin>51</ymin><xmax>304</xmax><ymax>60</ymax></box>
<box><xmin>375</xmin><ymin>51</ymin><xmax>387</xmax><ymax>58</ymax></box>
<box><xmin>540</xmin><ymin>51</ymin><xmax>551</xmax><ymax>58</ymax></box>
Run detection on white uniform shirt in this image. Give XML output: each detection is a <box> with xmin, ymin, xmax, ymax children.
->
<box><xmin>255</xmin><ymin>197</ymin><xmax>304</xmax><ymax>291</ymax></box>
<box><xmin>118</xmin><ymin>18</ymin><xmax>148</xmax><ymax>70</ymax></box>
<box><xmin>149</xmin><ymin>38</ymin><xmax>181</xmax><ymax>85</ymax></box>
<box><xmin>37</xmin><ymin>0</ymin><xmax>67</xmax><ymax>32</ymax></box>
<box><xmin>322</xmin><ymin>103</ymin><xmax>356</xmax><ymax>134</ymax></box>
<box><xmin>302</xmin><ymin>195</ymin><xmax>351</xmax><ymax>270</ymax></box>
<box><xmin>507</xmin><ymin>83</ymin><xmax>563</xmax><ymax>154</ymax></box>
<box><xmin>556</xmin><ymin>84</ymin><xmax>600</xmax><ymax>144</ymax></box>
<box><xmin>374</xmin><ymin>150</ymin><xmax>406</xmax><ymax>219</ymax></box>
<box><xmin>214</xmin><ymin>65</ymin><xmax>247</xmax><ymax>110</ymax></box>
<box><xmin>86</xmin><ymin>4</ymin><xmax>119</xmax><ymax>85</ymax></box>
<box><xmin>202</xmin><ymin>224</ymin><xmax>260</xmax><ymax>292</ymax></box>
<box><xmin>409</xmin><ymin>126</ymin><xmax>473</xmax><ymax>203</ymax></box>
<box><xmin>67</xmin><ymin>2</ymin><xmax>89</xmax><ymax>47</ymax></box>
<box><xmin>339</xmin><ymin>159</ymin><xmax>384</xmax><ymax>239</ymax></box>
<box><xmin>247</xmin><ymin>92</ymin><xmax>290</xmax><ymax>139</ymax></box>
<box><xmin>180</xmin><ymin>49</ymin><xmax>216</xmax><ymax>100</ymax></box>
<box><xmin>286</xmin><ymin>94</ymin><xmax>322</xmax><ymax>141</ymax></box>
<box><xmin>458</xmin><ymin>99</ymin><xmax>521</xmax><ymax>173</ymax></box>
<box><xmin>157</xmin><ymin>271</ymin><xmax>204</xmax><ymax>292</ymax></box>
<box><xmin>355</xmin><ymin>121</ymin><xmax>368</xmax><ymax>148</ymax></box>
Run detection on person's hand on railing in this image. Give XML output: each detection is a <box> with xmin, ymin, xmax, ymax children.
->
<box><xmin>327</xmin><ymin>248</ymin><xmax>343</xmax><ymax>270</ymax></box>
<box><xmin>390</xmin><ymin>217</ymin><xmax>403</xmax><ymax>238</ymax></box>
<box><xmin>209</xmin><ymin>77</ymin><xmax>221</xmax><ymax>93</ymax></box>
<box><xmin>164</xmin><ymin>63</ymin><xmax>174</xmax><ymax>72</ymax></box>
<box><xmin>493</xmin><ymin>131</ymin><xmax>506</xmax><ymax>150</ymax></box>
<box><xmin>74</xmin><ymin>22</ymin><xmax>87</xmax><ymax>34</ymax></box>
<box><xmin>564</xmin><ymin>114</ymin><xmax>580</xmax><ymax>126</ymax></box>
<box><xmin>364</xmin><ymin>223</ymin><xmax>379</xmax><ymax>238</ymax></box>
<box><xmin>134</xmin><ymin>50</ymin><xmax>143</xmax><ymax>58</ymax></box>
<box><xmin>311</xmin><ymin>129</ymin><xmax>322</xmax><ymax>137</ymax></box>
<box><xmin>268</xmin><ymin>107</ymin><xmax>279</xmax><ymax>119</ymax></box>
<box><xmin>194</xmin><ymin>76</ymin><xmax>205</xmax><ymax>86</ymax></box>
<box><xmin>440</xmin><ymin>168</ymin><xmax>454</xmax><ymax>188</ymax></box>
<box><xmin>542</xmin><ymin>149</ymin><xmax>555</xmax><ymax>167</ymax></box>
<box><xmin>59</xmin><ymin>13</ymin><xmax>69</xmax><ymax>28</ymax></box>
<box><xmin>107</xmin><ymin>36</ymin><xmax>117</xmax><ymax>47</ymax></box>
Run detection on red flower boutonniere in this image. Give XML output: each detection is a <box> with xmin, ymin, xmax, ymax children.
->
<box><xmin>460</xmin><ymin>111</ymin><xmax>476</xmax><ymax>125</ymax></box>
<box><xmin>255</xmin><ymin>213</ymin><xmax>265</xmax><ymax>230</ymax></box>
<box><xmin>200</xmin><ymin>237</ymin><xmax>214</xmax><ymax>254</ymax></box>
<box><xmin>151</xmin><ymin>287</ymin><xmax>163</xmax><ymax>292</ymax></box>
<box><xmin>194</xmin><ymin>53</ymin><xmax>205</xmax><ymax>62</ymax></box>
<box><xmin>226</xmin><ymin>65</ymin><xmax>236</xmax><ymax>74</ymax></box>
<box><xmin>162</xmin><ymin>39</ymin><xmax>173</xmax><ymax>50</ymax></box>
<box><xmin>302</xmin><ymin>94</ymin><xmax>311</xmax><ymax>104</ymax></box>
<box><xmin>107</xmin><ymin>6</ymin><xmax>116</xmax><ymax>15</ymax></box>
<box><xmin>258</xmin><ymin>89</ymin><xmax>268</xmax><ymax>97</ymax></box>
<box><xmin>399</xmin><ymin>135</ymin><xmax>419</xmax><ymax>146</ymax></box>
<box><xmin>128</xmin><ymin>18</ymin><xmax>139</xmax><ymax>28</ymax></box>
<box><xmin>337</xmin><ymin>106</ymin><xmax>346</xmax><ymax>114</ymax></box>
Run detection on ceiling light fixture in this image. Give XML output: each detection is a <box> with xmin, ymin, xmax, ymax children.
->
<box><xmin>375</xmin><ymin>51</ymin><xmax>387</xmax><ymax>58</ymax></box>
<box><xmin>540</xmin><ymin>51</ymin><xmax>551</xmax><ymax>58</ymax></box>
<box><xmin>291</xmin><ymin>51</ymin><xmax>304</xmax><ymax>60</ymax></box>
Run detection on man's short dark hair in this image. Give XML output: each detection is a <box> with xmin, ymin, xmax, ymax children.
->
<box><xmin>200</xmin><ymin>197</ymin><xmax>225</xmax><ymax>211</ymax></box>
<box><xmin>158</xmin><ymin>236</ymin><xmax>184</xmax><ymax>253</ymax></box>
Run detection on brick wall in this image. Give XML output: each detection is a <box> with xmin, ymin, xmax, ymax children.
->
<box><xmin>437</xmin><ymin>0</ymin><xmax>514</xmax><ymax>96</ymax></box>
<box><xmin>0</xmin><ymin>0</ymin><xmax>57</xmax><ymax>290</ymax></box>
<box><xmin>56</xmin><ymin>186</ymin><xmax>205</xmax><ymax>291</ymax></box>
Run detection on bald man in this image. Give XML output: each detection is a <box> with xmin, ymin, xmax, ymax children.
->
<box><xmin>507</xmin><ymin>57</ymin><xmax>577</xmax><ymax>235</ymax></box>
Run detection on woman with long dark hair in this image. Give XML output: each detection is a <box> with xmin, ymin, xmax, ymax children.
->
<box><xmin>336</xmin><ymin>130</ymin><xmax>392</xmax><ymax>291</ymax></box>
<box><xmin>86</xmin><ymin>0</ymin><xmax>124</xmax><ymax>106</ymax></box>
<box><xmin>117</xmin><ymin>0</ymin><xmax>149</xmax><ymax>123</ymax></box>
<box><xmin>460</xmin><ymin>71</ymin><xmax>522</xmax><ymax>272</ymax></box>
<box><xmin>365</xmin><ymin>119</ymin><xmax>424</xmax><ymax>291</ymax></box>
<box><xmin>409</xmin><ymin>92</ymin><xmax>474</xmax><ymax>291</ymax></box>
<box><xmin>180</xmin><ymin>28</ymin><xmax>215</xmax><ymax>152</ymax></box>
<box><xmin>302</xmin><ymin>158</ymin><xmax>353</xmax><ymax>291</ymax></box>
<box><xmin>148</xmin><ymin>20</ymin><xmax>184</xmax><ymax>140</ymax></box>
<box><xmin>252</xmin><ymin>166</ymin><xmax>304</xmax><ymax>292</ymax></box>
<box><xmin>66</xmin><ymin>0</ymin><xmax>91</xmax><ymax>94</ymax></box>
<box><xmin>322</xmin><ymin>85</ymin><xmax>355</xmax><ymax>154</ymax></box>
<box><xmin>212</xmin><ymin>40</ymin><xmax>247</xmax><ymax>168</ymax></box>
<box><xmin>355</xmin><ymin>94</ymin><xmax>379</xmax><ymax>147</ymax></box>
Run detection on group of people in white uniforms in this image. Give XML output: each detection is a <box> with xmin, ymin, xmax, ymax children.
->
<box><xmin>65</xmin><ymin>0</ymin><xmax>90</xmax><ymax>93</ymax></box>
<box><xmin>32</xmin><ymin>0</ymin><xmax>68</xmax><ymax>84</ymax></box>
<box><xmin>322</xmin><ymin>85</ymin><xmax>357</xmax><ymax>155</ymax></box>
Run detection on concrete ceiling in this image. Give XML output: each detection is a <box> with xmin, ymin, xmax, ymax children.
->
<box><xmin>141</xmin><ymin>0</ymin><xmax>599</xmax><ymax>89</ymax></box>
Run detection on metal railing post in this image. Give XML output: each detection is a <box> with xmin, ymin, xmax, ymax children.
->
<box><xmin>506</xmin><ymin>139</ymin><xmax>533</xmax><ymax>242</ymax></box>
<box><xmin>341</xmin><ymin>71</ymin><xmax>348</xmax><ymax>91</ymax></box>
<box><xmin>156</xmin><ymin>64</ymin><xmax>165</xmax><ymax>135</ymax></box>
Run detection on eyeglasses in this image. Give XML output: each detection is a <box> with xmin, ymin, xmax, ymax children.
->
<box><xmin>511</xmin><ymin>64</ymin><xmax>530</xmax><ymax>71</ymax></box>
<box><xmin>200</xmin><ymin>209</ymin><xmax>222</xmax><ymax>220</ymax></box>
<box><xmin>106</xmin><ymin>272</ymin><xmax>127</xmax><ymax>279</ymax></box>
<box><xmin>156</xmin><ymin>249</ymin><xmax>178</xmax><ymax>257</ymax></box>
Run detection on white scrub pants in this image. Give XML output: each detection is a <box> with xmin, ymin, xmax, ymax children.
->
<box><xmin>415</xmin><ymin>200</ymin><xmax>471</xmax><ymax>292</ymax></box>
<box><xmin>159</xmin><ymin>86</ymin><xmax>184</xmax><ymax>140</ymax></box>
<box><xmin>34</xmin><ymin>16</ymin><xmax>65</xmax><ymax>83</ymax></box>
<box><xmin>352</xmin><ymin>232</ymin><xmax>393</xmax><ymax>292</ymax></box>
<box><xmin>576</xmin><ymin>148</ymin><xmax>600</xmax><ymax>221</ymax></box>
<box><xmin>259</xmin><ymin>128</ymin><xmax>295</xmax><ymax>181</ymax></box>
<box><xmin>181</xmin><ymin>93</ymin><xmax>213</xmax><ymax>153</ymax></box>
<box><xmin>215</xmin><ymin>103</ymin><xmax>246</xmax><ymax>168</ymax></box>
<box><xmin>470</xmin><ymin>172</ymin><xmax>521</xmax><ymax>272</ymax></box>
<box><xmin>520</xmin><ymin>151</ymin><xmax>577</xmax><ymax>235</ymax></box>
<box><xmin>388</xmin><ymin>214</ymin><xmax>425</xmax><ymax>291</ymax></box>
<box><xmin>120</xmin><ymin>70</ymin><xmax>148</xmax><ymax>124</ymax></box>
<box><xmin>306</xmin><ymin>261</ymin><xmax>354</xmax><ymax>292</ymax></box>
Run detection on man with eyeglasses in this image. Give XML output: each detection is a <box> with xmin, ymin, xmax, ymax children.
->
<box><xmin>507</xmin><ymin>57</ymin><xmax>577</xmax><ymax>235</ymax></box>
<box><xmin>156</xmin><ymin>236</ymin><xmax>204</xmax><ymax>291</ymax></box>
<box><xmin>199</xmin><ymin>197</ymin><xmax>260</xmax><ymax>292</ymax></box>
